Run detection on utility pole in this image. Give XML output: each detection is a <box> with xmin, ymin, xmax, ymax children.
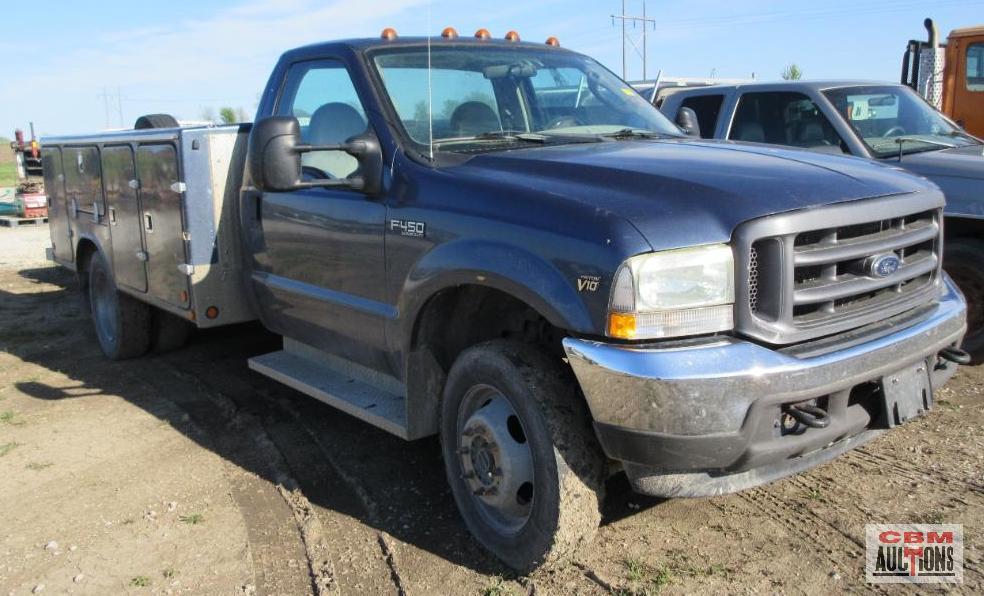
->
<box><xmin>611</xmin><ymin>1</ymin><xmax>656</xmax><ymax>80</ymax></box>
<box><xmin>98</xmin><ymin>86</ymin><xmax>112</xmax><ymax>129</ymax></box>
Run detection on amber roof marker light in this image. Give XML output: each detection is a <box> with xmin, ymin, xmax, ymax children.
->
<box><xmin>504</xmin><ymin>30</ymin><xmax>521</xmax><ymax>42</ymax></box>
<box><xmin>545</xmin><ymin>36</ymin><xmax>560</xmax><ymax>46</ymax></box>
<box><xmin>381</xmin><ymin>27</ymin><xmax>398</xmax><ymax>40</ymax></box>
<box><xmin>474</xmin><ymin>28</ymin><xmax>492</xmax><ymax>39</ymax></box>
<box><xmin>441</xmin><ymin>27</ymin><xmax>458</xmax><ymax>39</ymax></box>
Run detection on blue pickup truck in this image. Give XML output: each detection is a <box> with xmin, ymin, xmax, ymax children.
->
<box><xmin>659</xmin><ymin>81</ymin><xmax>984</xmax><ymax>360</ymax></box>
<box><xmin>42</xmin><ymin>31</ymin><xmax>967</xmax><ymax>571</ymax></box>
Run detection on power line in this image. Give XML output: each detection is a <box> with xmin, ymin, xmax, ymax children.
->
<box><xmin>611</xmin><ymin>1</ymin><xmax>656</xmax><ymax>80</ymax></box>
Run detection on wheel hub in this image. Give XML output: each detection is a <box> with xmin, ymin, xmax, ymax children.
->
<box><xmin>458</xmin><ymin>389</ymin><xmax>534</xmax><ymax>532</ymax></box>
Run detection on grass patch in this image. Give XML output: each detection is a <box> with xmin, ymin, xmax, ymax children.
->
<box><xmin>621</xmin><ymin>558</ymin><xmax>674</xmax><ymax>594</ymax></box>
<box><xmin>0</xmin><ymin>442</ymin><xmax>19</xmax><ymax>457</ymax></box>
<box><xmin>808</xmin><ymin>488</ymin><xmax>822</xmax><ymax>501</ymax></box>
<box><xmin>625</xmin><ymin>558</ymin><xmax>647</xmax><ymax>582</ymax></box>
<box><xmin>0</xmin><ymin>162</ymin><xmax>16</xmax><ymax>188</ymax></box>
<box><xmin>162</xmin><ymin>567</ymin><xmax>176</xmax><ymax>579</ymax></box>
<box><xmin>26</xmin><ymin>461</ymin><xmax>53</xmax><ymax>470</ymax></box>
<box><xmin>481</xmin><ymin>576</ymin><xmax>511</xmax><ymax>596</ymax></box>
<box><xmin>179</xmin><ymin>513</ymin><xmax>204</xmax><ymax>525</ymax></box>
<box><xmin>129</xmin><ymin>576</ymin><xmax>151</xmax><ymax>587</ymax></box>
<box><xmin>0</xmin><ymin>410</ymin><xmax>15</xmax><ymax>424</ymax></box>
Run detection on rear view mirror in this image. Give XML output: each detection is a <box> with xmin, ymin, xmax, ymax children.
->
<box><xmin>247</xmin><ymin>116</ymin><xmax>383</xmax><ymax>195</ymax></box>
<box><xmin>676</xmin><ymin>107</ymin><xmax>701</xmax><ymax>137</ymax></box>
<box><xmin>248</xmin><ymin>116</ymin><xmax>304</xmax><ymax>192</ymax></box>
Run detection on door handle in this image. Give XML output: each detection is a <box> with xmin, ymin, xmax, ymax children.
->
<box><xmin>144</xmin><ymin>213</ymin><xmax>153</xmax><ymax>232</ymax></box>
<box><xmin>109</xmin><ymin>207</ymin><xmax>117</xmax><ymax>224</ymax></box>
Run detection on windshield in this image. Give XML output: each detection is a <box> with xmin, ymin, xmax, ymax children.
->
<box><xmin>822</xmin><ymin>85</ymin><xmax>980</xmax><ymax>157</ymax></box>
<box><xmin>370</xmin><ymin>45</ymin><xmax>683</xmax><ymax>152</ymax></box>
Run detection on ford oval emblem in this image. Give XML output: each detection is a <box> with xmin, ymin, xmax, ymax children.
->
<box><xmin>869</xmin><ymin>253</ymin><xmax>901</xmax><ymax>278</ymax></box>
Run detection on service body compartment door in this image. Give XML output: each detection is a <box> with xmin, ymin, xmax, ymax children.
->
<box><xmin>136</xmin><ymin>144</ymin><xmax>189</xmax><ymax>309</ymax></box>
<box><xmin>102</xmin><ymin>146</ymin><xmax>147</xmax><ymax>292</ymax></box>
<box><xmin>41</xmin><ymin>148</ymin><xmax>73</xmax><ymax>263</ymax></box>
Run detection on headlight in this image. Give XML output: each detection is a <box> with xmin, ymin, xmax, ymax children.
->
<box><xmin>608</xmin><ymin>244</ymin><xmax>735</xmax><ymax>339</ymax></box>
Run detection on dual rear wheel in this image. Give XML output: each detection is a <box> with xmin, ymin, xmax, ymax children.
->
<box><xmin>86</xmin><ymin>252</ymin><xmax>192</xmax><ymax>360</ymax></box>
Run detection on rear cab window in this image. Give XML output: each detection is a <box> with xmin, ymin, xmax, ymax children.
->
<box><xmin>728</xmin><ymin>91</ymin><xmax>846</xmax><ymax>153</ymax></box>
<box><xmin>679</xmin><ymin>94</ymin><xmax>724</xmax><ymax>139</ymax></box>
<box><xmin>967</xmin><ymin>43</ymin><xmax>984</xmax><ymax>91</ymax></box>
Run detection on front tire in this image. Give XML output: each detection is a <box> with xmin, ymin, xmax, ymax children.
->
<box><xmin>88</xmin><ymin>252</ymin><xmax>152</xmax><ymax>360</ymax></box>
<box><xmin>944</xmin><ymin>238</ymin><xmax>984</xmax><ymax>363</ymax></box>
<box><xmin>440</xmin><ymin>340</ymin><xmax>605</xmax><ymax>572</ymax></box>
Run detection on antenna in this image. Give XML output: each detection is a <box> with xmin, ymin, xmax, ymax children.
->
<box><xmin>427</xmin><ymin>1</ymin><xmax>434</xmax><ymax>161</ymax></box>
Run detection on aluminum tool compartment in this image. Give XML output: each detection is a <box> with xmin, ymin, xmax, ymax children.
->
<box><xmin>42</xmin><ymin>125</ymin><xmax>254</xmax><ymax>328</ymax></box>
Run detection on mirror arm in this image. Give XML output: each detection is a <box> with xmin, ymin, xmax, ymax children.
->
<box><xmin>294</xmin><ymin>141</ymin><xmax>369</xmax><ymax>156</ymax></box>
<box><xmin>293</xmin><ymin>176</ymin><xmax>364</xmax><ymax>191</ymax></box>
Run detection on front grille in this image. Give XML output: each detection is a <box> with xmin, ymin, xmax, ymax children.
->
<box><xmin>735</xmin><ymin>194</ymin><xmax>944</xmax><ymax>345</ymax></box>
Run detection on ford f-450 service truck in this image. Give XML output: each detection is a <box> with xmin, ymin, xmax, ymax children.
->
<box><xmin>42</xmin><ymin>30</ymin><xmax>969</xmax><ymax>571</ymax></box>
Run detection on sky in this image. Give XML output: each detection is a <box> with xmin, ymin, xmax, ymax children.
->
<box><xmin>1</xmin><ymin>0</ymin><xmax>981</xmax><ymax>136</ymax></box>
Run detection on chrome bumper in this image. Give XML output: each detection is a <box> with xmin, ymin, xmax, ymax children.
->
<box><xmin>563</xmin><ymin>275</ymin><xmax>966</xmax><ymax>496</ymax></box>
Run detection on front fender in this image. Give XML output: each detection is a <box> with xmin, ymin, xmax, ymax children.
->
<box><xmin>394</xmin><ymin>239</ymin><xmax>597</xmax><ymax>353</ymax></box>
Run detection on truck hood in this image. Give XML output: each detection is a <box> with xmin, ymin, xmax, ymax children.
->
<box><xmin>897</xmin><ymin>144</ymin><xmax>984</xmax><ymax>179</ymax></box>
<box><xmin>463</xmin><ymin>139</ymin><xmax>937</xmax><ymax>250</ymax></box>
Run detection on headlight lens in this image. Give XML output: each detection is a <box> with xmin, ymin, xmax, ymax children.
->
<box><xmin>608</xmin><ymin>244</ymin><xmax>735</xmax><ymax>339</ymax></box>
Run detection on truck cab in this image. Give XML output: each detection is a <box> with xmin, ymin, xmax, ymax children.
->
<box><xmin>43</xmin><ymin>31</ymin><xmax>969</xmax><ymax>572</ymax></box>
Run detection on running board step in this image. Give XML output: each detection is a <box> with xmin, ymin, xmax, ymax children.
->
<box><xmin>248</xmin><ymin>350</ymin><xmax>409</xmax><ymax>439</ymax></box>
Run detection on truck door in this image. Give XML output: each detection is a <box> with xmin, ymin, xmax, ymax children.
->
<box><xmin>246</xmin><ymin>58</ymin><xmax>389</xmax><ymax>370</ymax></box>
<box><xmin>949</xmin><ymin>39</ymin><xmax>984</xmax><ymax>136</ymax></box>
<box><xmin>41</xmin><ymin>148</ymin><xmax>73</xmax><ymax>263</ymax></box>
<box><xmin>102</xmin><ymin>146</ymin><xmax>147</xmax><ymax>292</ymax></box>
<box><xmin>136</xmin><ymin>144</ymin><xmax>189</xmax><ymax>309</ymax></box>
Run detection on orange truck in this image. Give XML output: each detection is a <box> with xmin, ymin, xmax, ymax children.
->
<box><xmin>903</xmin><ymin>19</ymin><xmax>984</xmax><ymax>137</ymax></box>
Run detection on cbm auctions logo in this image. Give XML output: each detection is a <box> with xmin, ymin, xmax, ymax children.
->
<box><xmin>866</xmin><ymin>524</ymin><xmax>963</xmax><ymax>584</ymax></box>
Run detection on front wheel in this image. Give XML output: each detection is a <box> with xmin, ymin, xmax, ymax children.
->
<box><xmin>440</xmin><ymin>340</ymin><xmax>605</xmax><ymax>572</ymax></box>
<box><xmin>88</xmin><ymin>252</ymin><xmax>152</xmax><ymax>360</ymax></box>
<box><xmin>945</xmin><ymin>238</ymin><xmax>984</xmax><ymax>363</ymax></box>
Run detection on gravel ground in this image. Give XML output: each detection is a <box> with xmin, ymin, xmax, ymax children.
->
<box><xmin>0</xmin><ymin>228</ymin><xmax>981</xmax><ymax>595</ymax></box>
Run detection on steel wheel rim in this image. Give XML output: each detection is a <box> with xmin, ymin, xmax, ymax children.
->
<box><xmin>91</xmin><ymin>265</ymin><xmax>118</xmax><ymax>346</ymax></box>
<box><xmin>457</xmin><ymin>384</ymin><xmax>535</xmax><ymax>536</ymax></box>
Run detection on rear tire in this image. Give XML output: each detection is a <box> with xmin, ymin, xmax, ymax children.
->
<box><xmin>88</xmin><ymin>252</ymin><xmax>152</xmax><ymax>360</ymax></box>
<box><xmin>944</xmin><ymin>238</ymin><xmax>984</xmax><ymax>363</ymax></box>
<box><xmin>440</xmin><ymin>340</ymin><xmax>605</xmax><ymax>572</ymax></box>
<box><xmin>151</xmin><ymin>308</ymin><xmax>193</xmax><ymax>353</ymax></box>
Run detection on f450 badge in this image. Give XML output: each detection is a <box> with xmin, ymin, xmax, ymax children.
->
<box><xmin>390</xmin><ymin>219</ymin><xmax>426</xmax><ymax>238</ymax></box>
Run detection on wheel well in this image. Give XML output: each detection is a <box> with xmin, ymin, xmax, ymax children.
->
<box><xmin>411</xmin><ymin>285</ymin><xmax>567</xmax><ymax>372</ymax></box>
<box><xmin>74</xmin><ymin>239</ymin><xmax>98</xmax><ymax>293</ymax></box>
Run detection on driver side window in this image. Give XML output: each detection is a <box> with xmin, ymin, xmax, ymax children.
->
<box><xmin>277</xmin><ymin>60</ymin><xmax>368</xmax><ymax>179</ymax></box>
<box><xmin>729</xmin><ymin>92</ymin><xmax>847</xmax><ymax>154</ymax></box>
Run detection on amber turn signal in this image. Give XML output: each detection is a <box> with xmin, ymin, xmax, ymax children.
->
<box><xmin>381</xmin><ymin>27</ymin><xmax>398</xmax><ymax>40</ymax></box>
<box><xmin>545</xmin><ymin>36</ymin><xmax>560</xmax><ymax>46</ymax></box>
<box><xmin>474</xmin><ymin>28</ymin><xmax>492</xmax><ymax>39</ymax></box>
<box><xmin>504</xmin><ymin>30</ymin><xmax>520</xmax><ymax>42</ymax></box>
<box><xmin>441</xmin><ymin>27</ymin><xmax>458</xmax><ymax>39</ymax></box>
<box><xmin>607</xmin><ymin>313</ymin><xmax>637</xmax><ymax>340</ymax></box>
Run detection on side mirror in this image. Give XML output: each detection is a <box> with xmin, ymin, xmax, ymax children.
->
<box><xmin>675</xmin><ymin>107</ymin><xmax>701</xmax><ymax>137</ymax></box>
<box><xmin>247</xmin><ymin>115</ymin><xmax>383</xmax><ymax>194</ymax></box>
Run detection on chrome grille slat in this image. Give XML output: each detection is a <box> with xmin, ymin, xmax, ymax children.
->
<box><xmin>733</xmin><ymin>193</ymin><xmax>945</xmax><ymax>346</ymax></box>
<box><xmin>793</xmin><ymin>219</ymin><xmax>937</xmax><ymax>266</ymax></box>
<box><xmin>793</xmin><ymin>252</ymin><xmax>937</xmax><ymax>305</ymax></box>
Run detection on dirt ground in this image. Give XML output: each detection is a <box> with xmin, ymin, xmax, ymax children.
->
<box><xmin>0</xmin><ymin>227</ymin><xmax>981</xmax><ymax>595</ymax></box>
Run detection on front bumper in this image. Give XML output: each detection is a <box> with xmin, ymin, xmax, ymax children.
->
<box><xmin>563</xmin><ymin>276</ymin><xmax>967</xmax><ymax>497</ymax></box>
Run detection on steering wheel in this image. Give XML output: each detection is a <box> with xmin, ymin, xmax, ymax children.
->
<box><xmin>545</xmin><ymin>115</ymin><xmax>584</xmax><ymax>129</ymax></box>
<box><xmin>884</xmin><ymin>125</ymin><xmax>907</xmax><ymax>137</ymax></box>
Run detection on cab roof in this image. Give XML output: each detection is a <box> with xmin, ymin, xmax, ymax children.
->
<box><xmin>282</xmin><ymin>36</ymin><xmax>572</xmax><ymax>60</ymax></box>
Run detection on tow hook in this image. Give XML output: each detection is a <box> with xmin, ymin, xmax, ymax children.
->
<box><xmin>784</xmin><ymin>402</ymin><xmax>831</xmax><ymax>429</ymax></box>
<box><xmin>939</xmin><ymin>346</ymin><xmax>971</xmax><ymax>366</ymax></box>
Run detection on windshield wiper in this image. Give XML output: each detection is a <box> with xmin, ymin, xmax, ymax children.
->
<box><xmin>602</xmin><ymin>128</ymin><xmax>676</xmax><ymax>140</ymax></box>
<box><xmin>894</xmin><ymin>136</ymin><xmax>957</xmax><ymax>160</ymax></box>
<box><xmin>471</xmin><ymin>131</ymin><xmax>549</xmax><ymax>143</ymax></box>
